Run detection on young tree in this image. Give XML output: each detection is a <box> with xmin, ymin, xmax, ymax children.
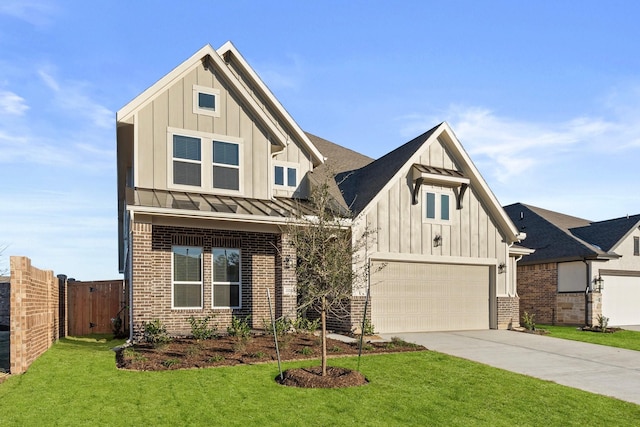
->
<box><xmin>286</xmin><ymin>180</ymin><xmax>374</xmax><ymax>376</ymax></box>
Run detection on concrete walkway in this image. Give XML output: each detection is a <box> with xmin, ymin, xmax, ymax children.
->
<box><xmin>381</xmin><ymin>330</ymin><xmax>640</xmax><ymax>405</ymax></box>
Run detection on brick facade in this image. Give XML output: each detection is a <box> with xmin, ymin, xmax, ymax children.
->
<box><xmin>9</xmin><ymin>256</ymin><xmax>59</xmax><ymax>375</ymax></box>
<box><xmin>498</xmin><ymin>296</ymin><xmax>520</xmax><ymax>329</ymax></box>
<box><xmin>0</xmin><ymin>281</ymin><xmax>9</xmax><ymax>328</ymax></box>
<box><xmin>517</xmin><ymin>263</ymin><xmax>557</xmax><ymax>324</ymax></box>
<box><xmin>130</xmin><ymin>222</ymin><xmax>294</xmax><ymax>340</ymax></box>
<box><xmin>518</xmin><ymin>262</ymin><xmax>601</xmax><ymax>326</ymax></box>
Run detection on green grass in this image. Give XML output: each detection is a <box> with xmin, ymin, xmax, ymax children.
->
<box><xmin>0</xmin><ymin>336</ymin><xmax>638</xmax><ymax>426</ymax></box>
<box><xmin>541</xmin><ymin>325</ymin><xmax>640</xmax><ymax>351</ymax></box>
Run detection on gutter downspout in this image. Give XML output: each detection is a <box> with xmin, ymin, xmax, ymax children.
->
<box><xmin>582</xmin><ymin>258</ymin><xmax>590</xmax><ymax>327</ymax></box>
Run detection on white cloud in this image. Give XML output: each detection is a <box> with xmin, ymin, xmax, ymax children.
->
<box><xmin>38</xmin><ymin>68</ymin><xmax>114</xmax><ymax>129</ymax></box>
<box><xmin>255</xmin><ymin>54</ymin><xmax>305</xmax><ymax>92</ymax></box>
<box><xmin>0</xmin><ymin>0</ymin><xmax>56</xmax><ymax>26</ymax></box>
<box><xmin>0</xmin><ymin>90</ymin><xmax>28</xmax><ymax>115</ymax></box>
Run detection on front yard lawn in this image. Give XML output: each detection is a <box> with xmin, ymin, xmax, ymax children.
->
<box><xmin>0</xmin><ymin>335</ymin><xmax>638</xmax><ymax>426</ymax></box>
<box><xmin>541</xmin><ymin>325</ymin><xmax>640</xmax><ymax>351</ymax></box>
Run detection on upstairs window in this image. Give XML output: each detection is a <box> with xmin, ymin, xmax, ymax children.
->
<box><xmin>274</xmin><ymin>164</ymin><xmax>298</xmax><ymax>188</ymax></box>
<box><xmin>634</xmin><ymin>236</ymin><xmax>639</xmax><ymax>256</ymax></box>
<box><xmin>172</xmin><ymin>246</ymin><xmax>203</xmax><ymax>309</ymax></box>
<box><xmin>193</xmin><ymin>85</ymin><xmax>220</xmax><ymax>117</ymax></box>
<box><xmin>213</xmin><ymin>141</ymin><xmax>240</xmax><ymax>191</ymax></box>
<box><xmin>424</xmin><ymin>191</ymin><xmax>451</xmax><ymax>223</ymax></box>
<box><xmin>172</xmin><ymin>135</ymin><xmax>201</xmax><ymax>187</ymax></box>
<box><xmin>212</xmin><ymin>248</ymin><xmax>241</xmax><ymax>308</ymax></box>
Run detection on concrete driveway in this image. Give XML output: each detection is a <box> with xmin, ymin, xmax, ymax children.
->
<box><xmin>381</xmin><ymin>330</ymin><xmax>640</xmax><ymax>405</ymax></box>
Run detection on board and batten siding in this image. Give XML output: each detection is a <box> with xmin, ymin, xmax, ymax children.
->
<box><xmin>134</xmin><ymin>62</ymin><xmax>313</xmax><ymax>199</ymax></box>
<box><xmin>357</xmin><ymin>137</ymin><xmax>511</xmax><ymax>296</ymax></box>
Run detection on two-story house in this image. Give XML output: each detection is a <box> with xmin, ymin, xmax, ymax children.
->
<box><xmin>117</xmin><ymin>42</ymin><xmax>527</xmax><ymax>340</ymax></box>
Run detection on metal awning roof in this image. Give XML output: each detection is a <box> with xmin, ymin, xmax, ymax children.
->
<box><xmin>127</xmin><ymin>188</ymin><xmax>316</xmax><ymax>221</ymax></box>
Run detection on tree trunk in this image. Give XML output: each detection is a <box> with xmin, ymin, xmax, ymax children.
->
<box><xmin>321</xmin><ymin>298</ymin><xmax>327</xmax><ymax>376</ymax></box>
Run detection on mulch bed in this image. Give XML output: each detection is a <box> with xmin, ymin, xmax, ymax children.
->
<box><xmin>116</xmin><ymin>333</ymin><xmax>425</xmax><ymax>387</ymax></box>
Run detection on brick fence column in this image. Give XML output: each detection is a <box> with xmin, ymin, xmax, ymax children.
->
<box><xmin>10</xmin><ymin>256</ymin><xmax>28</xmax><ymax>374</ymax></box>
<box><xmin>277</xmin><ymin>233</ymin><xmax>297</xmax><ymax>321</ymax></box>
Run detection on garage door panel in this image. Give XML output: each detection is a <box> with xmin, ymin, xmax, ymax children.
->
<box><xmin>602</xmin><ymin>275</ymin><xmax>640</xmax><ymax>325</ymax></box>
<box><xmin>370</xmin><ymin>262</ymin><xmax>489</xmax><ymax>333</ymax></box>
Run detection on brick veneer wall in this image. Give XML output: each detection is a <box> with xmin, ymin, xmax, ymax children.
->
<box><xmin>131</xmin><ymin>223</ymin><xmax>290</xmax><ymax>340</ymax></box>
<box><xmin>517</xmin><ymin>263</ymin><xmax>558</xmax><ymax>324</ymax></box>
<box><xmin>556</xmin><ymin>291</ymin><xmax>601</xmax><ymax>326</ymax></box>
<box><xmin>497</xmin><ymin>296</ymin><xmax>520</xmax><ymax>329</ymax></box>
<box><xmin>9</xmin><ymin>256</ymin><xmax>59</xmax><ymax>375</ymax></box>
<box><xmin>324</xmin><ymin>295</ymin><xmax>369</xmax><ymax>333</ymax></box>
<box><xmin>0</xmin><ymin>281</ymin><xmax>9</xmax><ymax>327</ymax></box>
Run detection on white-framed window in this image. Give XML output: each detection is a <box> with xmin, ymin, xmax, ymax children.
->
<box><xmin>212</xmin><ymin>248</ymin><xmax>241</xmax><ymax>308</ymax></box>
<box><xmin>273</xmin><ymin>162</ymin><xmax>298</xmax><ymax>188</ymax></box>
<box><xmin>172</xmin><ymin>134</ymin><xmax>202</xmax><ymax>187</ymax></box>
<box><xmin>634</xmin><ymin>236</ymin><xmax>639</xmax><ymax>256</ymax></box>
<box><xmin>167</xmin><ymin>128</ymin><xmax>243</xmax><ymax>194</ymax></box>
<box><xmin>213</xmin><ymin>140</ymin><xmax>240</xmax><ymax>191</ymax></box>
<box><xmin>172</xmin><ymin>246</ymin><xmax>203</xmax><ymax>309</ymax></box>
<box><xmin>424</xmin><ymin>190</ymin><xmax>452</xmax><ymax>223</ymax></box>
<box><xmin>193</xmin><ymin>85</ymin><xmax>221</xmax><ymax>117</ymax></box>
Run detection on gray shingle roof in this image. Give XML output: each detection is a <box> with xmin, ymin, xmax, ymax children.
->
<box><xmin>333</xmin><ymin>125</ymin><xmax>441</xmax><ymax>215</ymax></box>
<box><xmin>503</xmin><ymin>203</ymin><xmax>637</xmax><ymax>264</ymax></box>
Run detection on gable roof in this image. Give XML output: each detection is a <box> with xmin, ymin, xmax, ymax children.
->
<box><xmin>571</xmin><ymin>214</ymin><xmax>640</xmax><ymax>252</ymax></box>
<box><xmin>116</xmin><ymin>43</ymin><xmax>324</xmax><ymax>166</ymax></box>
<box><xmin>503</xmin><ymin>203</ymin><xmax>629</xmax><ymax>264</ymax></box>
<box><xmin>327</xmin><ymin>122</ymin><xmax>522</xmax><ymax>243</ymax></box>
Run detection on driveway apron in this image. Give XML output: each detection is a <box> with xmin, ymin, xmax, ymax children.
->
<box><xmin>382</xmin><ymin>330</ymin><xmax>640</xmax><ymax>405</ymax></box>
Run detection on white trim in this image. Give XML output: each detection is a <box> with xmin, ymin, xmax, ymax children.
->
<box><xmin>192</xmin><ymin>84</ymin><xmax>220</xmax><ymax>117</ymax></box>
<box><xmin>273</xmin><ymin>160</ymin><xmax>299</xmax><ymax>191</ymax></box>
<box><xmin>211</xmin><ymin>248</ymin><xmax>242</xmax><ymax>309</ymax></box>
<box><xmin>370</xmin><ymin>252</ymin><xmax>498</xmax><ymax>266</ymax></box>
<box><xmin>116</xmin><ymin>44</ymin><xmax>292</xmax><ymax>150</ymax></box>
<box><xmin>354</xmin><ymin>123</ymin><xmax>521</xmax><ymax>244</ymax></box>
<box><xmin>422</xmin><ymin>187</ymin><xmax>453</xmax><ymax>225</ymax></box>
<box><xmin>167</xmin><ymin>128</ymin><xmax>244</xmax><ymax>195</ymax></box>
<box><xmin>171</xmin><ymin>245</ymin><xmax>204</xmax><ymax>310</ymax></box>
<box><xmin>216</xmin><ymin>41</ymin><xmax>325</xmax><ymax>166</ymax></box>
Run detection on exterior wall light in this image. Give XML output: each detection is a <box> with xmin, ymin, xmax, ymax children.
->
<box><xmin>433</xmin><ymin>234</ymin><xmax>442</xmax><ymax>247</ymax></box>
<box><xmin>497</xmin><ymin>262</ymin><xmax>506</xmax><ymax>274</ymax></box>
<box><xmin>593</xmin><ymin>274</ymin><xmax>604</xmax><ymax>293</ymax></box>
<box><xmin>284</xmin><ymin>256</ymin><xmax>293</xmax><ymax>269</ymax></box>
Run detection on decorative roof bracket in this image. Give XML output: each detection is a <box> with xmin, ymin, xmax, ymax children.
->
<box><xmin>411</xmin><ymin>177</ymin><xmax>424</xmax><ymax>205</ymax></box>
<box><xmin>453</xmin><ymin>183</ymin><xmax>468</xmax><ymax>210</ymax></box>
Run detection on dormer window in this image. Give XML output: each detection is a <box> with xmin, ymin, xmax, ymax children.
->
<box><xmin>193</xmin><ymin>85</ymin><xmax>221</xmax><ymax>117</ymax></box>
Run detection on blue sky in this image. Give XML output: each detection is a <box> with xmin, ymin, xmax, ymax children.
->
<box><xmin>1</xmin><ymin>1</ymin><xmax>639</xmax><ymax>279</ymax></box>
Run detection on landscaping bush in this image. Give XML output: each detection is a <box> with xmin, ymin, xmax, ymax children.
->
<box><xmin>227</xmin><ymin>316</ymin><xmax>251</xmax><ymax>339</ymax></box>
<box><xmin>188</xmin><ymin>315</ymin><xmax>218</xmax><ymax>340</ymax></box>
<box><xmin>143</xmin><ymin>319</ymin><xmax>171</xmax><ymax>348</ymax></box>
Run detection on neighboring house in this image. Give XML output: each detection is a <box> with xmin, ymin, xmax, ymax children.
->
<box><xmin>504</xmin><ymin>203</ymin><xmax>640</xmax><ymax>326</ymax></box>
<box><xmin>117</xmin><ymin>42</ymin><xmax>527</xmax><ymax>340</ymax></box>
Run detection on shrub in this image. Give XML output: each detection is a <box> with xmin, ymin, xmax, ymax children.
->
<box><xmin>298</xmin><ymin>346</ymin><xmax>314</xmax><ymax>356</ymax></box>
<box><xmin>522</xmin><ymin>311</ymin><xmax>536</xmax><ymax>331</ymax></box>
<box><xmin>111</xmin><ymin>314</ymin><xmax>126</xmax><ymax>338</ymax></box>
<box><xmin>263</xmin><ymin>316</ymin><xmax>292</xmax><ymax>336</ymax></box>
<box><xmin>227</xmin><ymin>316</ymin><xmax>251</xmax><ymax>340</ymax></box>
<box><xmin>293</xmin><ymin>316</ymin><xmax>320</xmax><ymax>333</ymax></box>
<box><xmin>143</xmin><ymin>319</ymin><xmax>171</xmax><ymax>348</ymax></box>
<box><xmin>597</xmin><ymin>314</ymin><xmax>609</xmax><ymax>333</ymax></box>
<box><xmin>362</xmin><ymin>318</ymin><xmax>375</xmax><ymax>336</ymax></box>
<box><xmin>189</xmin><ymin>315</ymin><xmax>217</xmax><ymax>340</ymax></box>
<box><xmin>208</xmin><ymin>354</ymin><xmax>224</xmax><ymax>363</ymax></box>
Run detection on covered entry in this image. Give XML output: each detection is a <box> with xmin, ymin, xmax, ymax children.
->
<box><xmin>370</xmin><ymin>261</ymin><xmax>491</xmax><ymax>333</ymax></box>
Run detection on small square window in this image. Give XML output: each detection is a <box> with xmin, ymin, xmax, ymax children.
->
<box><xmin>273</xmin><ymin>163</ymin><xmax>298</xmax><ymax>189</ymax></box>
<box><xmin>198</xmin><ymin>92</ymin><xmax>216</xmax><ymax>110</ymax></box>
<box><xmin>193</xmin><ymin>85</ymin><xmax>220</xmax><ymax>117</ymax></box>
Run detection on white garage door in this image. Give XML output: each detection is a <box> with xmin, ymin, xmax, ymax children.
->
<box><xmin>602</xmin><ymin>275</ymin><xmax>640</xmax><ymax>326</ymax></box>
<box><xmin>370</xmin><ymin>261</ymin><xmax>490</xmax><ymax>333</ymax></box>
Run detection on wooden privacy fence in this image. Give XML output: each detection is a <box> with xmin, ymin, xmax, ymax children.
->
<box><xmin>67</xmin><ymin>280</ymin><xmax>126</xmax><ymax>336</ymax></box>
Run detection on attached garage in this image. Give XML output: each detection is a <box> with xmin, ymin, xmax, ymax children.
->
<box><xmin>601</xmin><ymin>275</ymin><xmax>640</xmax><ymax>326</ymax></box>
<box><xmin>370</xmin><ymin>261</ymin><xmax>492</xmax><ymax>333</ymax></box>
